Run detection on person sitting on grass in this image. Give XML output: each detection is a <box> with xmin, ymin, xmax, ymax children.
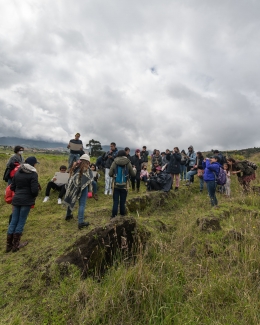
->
<box><xmin>147</xmin><ymin>166</ymin><xmax>172</xmax><ymax>192</ymax></box>
<box><xmin>43</xmin><ymin>165</ymin><xmax>68</xmax><ymax>204</ymax></box>
<box><xmin>140</xmin><ymin>164</ymin><xmax>149</xmax><ymax>184</ymax></box>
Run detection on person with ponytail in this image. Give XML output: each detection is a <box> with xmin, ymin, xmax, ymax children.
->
<box><xmin>63</xmin><ymin>154</ymin><xmax>93</xmax><ymax>229</ymax></box>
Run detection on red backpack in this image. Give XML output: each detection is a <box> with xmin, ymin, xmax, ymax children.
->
<box><xmin>5</xmin><ymin>185</ymin><xmax>15</xmax><ymax>204</ymax></box>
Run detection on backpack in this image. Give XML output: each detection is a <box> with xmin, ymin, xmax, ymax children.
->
<box><xmin>214</xmin><ymin>167</ymin><xmax>226</xmax><ymax>185</ymax></box>
<box><xmin>114</xmin><ymin>165</ymin><xmax>129</xmax><ymax>189</ymax></box>
<box><xmin>5</xmin><ymin>185</ymin><xmax>15</xmax><ymax>204</ymax></box>
<box><xmin>245</xmin><ymin>160</ymin><xmax>258</xmax><ymax>170</ymax></box>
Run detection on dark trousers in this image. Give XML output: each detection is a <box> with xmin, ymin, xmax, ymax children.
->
<box><xmin>131</xmin><ymin>171</ymin><xmax>140</xmax><ymax>190</ymax></box>
<box><xmin>206</xmin><ymin>181</ymin><xmax>218</xmax><ymax>206</ymax></box>
<box><xmin>148</xmin><ymin>180</ymin><xmax>162</xmax><ymax>191</ymax></box>
<box><xmin>187</xmin><ymin>166</ymin><xmax>194</xmax><ymax>183</ymax></box>
<box><xmin>45</xmin><ymin>182</ymin><xmax>66</xmax><ymax>199</ymax></box>
<box><xmin>112</xmin><ymin>188</ymin><xmax>128</xmax><ymax>217</ymax></box>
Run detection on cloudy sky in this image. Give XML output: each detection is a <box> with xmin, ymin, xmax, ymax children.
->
<box><xmin>0</xmin><ymin>0</ymin><xmax>260</xmax><ymax>152</ymax></box>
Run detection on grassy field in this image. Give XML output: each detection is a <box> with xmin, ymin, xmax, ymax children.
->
<box><xmin>1</xmin><ymin>150</ymin><xmax>260</xmax><ymax>324</ymax></box>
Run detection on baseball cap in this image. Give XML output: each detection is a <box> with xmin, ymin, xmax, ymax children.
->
<box><xmin>25</xmin><ymin>156</ymin><xmax>40</xmax><ymax>166</ymax></box>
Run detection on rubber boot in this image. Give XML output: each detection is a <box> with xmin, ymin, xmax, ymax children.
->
<box><xmin>12</xmin><ymin>233</ymin><xmax>28</xmax><ymax>252</ymax></box>
<box><xmin>6</xmin><ymin>234</ymin><xmax>13</xmax><ymax>253</ymax></box>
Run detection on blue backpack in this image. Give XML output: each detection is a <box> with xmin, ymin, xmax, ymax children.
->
<box><xmin>214</xmin><ymin>167</ymin><xmax>226</xmax><ymax>185</ymax></box>
<box><xmin>114</xmin><ymin>165</ymin><xmax>129</xmax><ymax>188</ymax></box>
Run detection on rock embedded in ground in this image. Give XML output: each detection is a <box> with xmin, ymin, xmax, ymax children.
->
<box><xmin>56</xmin><ymin>216</ymin><xmax>150</xmax><ymax>278</ymax></box>
<box><xmin>197</xmin><ymin>217</ymin><xmax>222</xmax><ymax>232</ymax></box>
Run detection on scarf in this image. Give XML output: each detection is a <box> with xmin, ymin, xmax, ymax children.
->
<box><xmin>63</xmin><ymin>168</ymin><xmax>93</xmax><ymax>211</ymax></box>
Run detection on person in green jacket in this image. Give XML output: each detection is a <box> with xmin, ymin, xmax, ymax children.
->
<box><xmin>109</xmin><ymin>150</ymin><xmax>136</xmax><ymax>218</ymax></box>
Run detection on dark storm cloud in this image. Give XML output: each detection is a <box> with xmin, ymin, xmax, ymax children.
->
<box><xmin>0</xmin><ymin>0</ymin><xmax>260</xmax><ymax>151</ymax></box>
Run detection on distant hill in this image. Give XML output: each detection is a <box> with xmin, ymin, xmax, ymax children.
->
<box><xmin>0</xmin><ymin>137</ymin><xmax>67</xmax><ymax>149</ymax></box>
<box><xmin>0</xmin><ymin>137</ymin><xmax>138</xmax><ymax>154</ymax></box>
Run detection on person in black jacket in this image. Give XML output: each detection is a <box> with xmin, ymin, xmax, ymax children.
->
<box><xmin>166</xmin><ymin>147</ymin><xmax>181</xmax><ymax>191</ymax></box>
<box><xmin>147</xmin><ymin>166</ymin><xmax>173</xmax><ymax>192</ymax></box>
<box><xmin>6</xmin><ymin>156</ymin><xmax>40</xmax><ymax>253</ymax></box>
<box><xmin>130</xmin><ymin>149</ymin><xmax>144</xmax><ymax>192</ymax></box>
<box><xmin>140</xmin><ymin>146</ymin><xmax>149</xmax><ymax>165</ymax></box>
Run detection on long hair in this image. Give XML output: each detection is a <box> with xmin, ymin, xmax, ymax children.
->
<box><xmin>197</xmin><ymin>151</ymin><xmax>204</xmax><ymax>159</ymax></box>
<box><xmin>70</xmin><ymin>160</ymin><xmax>90</xmax><ymax>180</ymax></box>
<box><xmin>226</xmin><ymin>157</ymin><xmax>236</xmax><ymax>172</ymax></box>
<box><xmin>174</xmin><ymin>147</ymin><xmax>180</xmax><ymax>153</ymax></box>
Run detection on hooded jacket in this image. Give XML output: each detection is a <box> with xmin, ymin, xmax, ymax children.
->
<box><xmin>187</xmin><ymin>146</ymin><xmax>196</xmax><ymax>167</ymax></box>
<box><xmin>151</xmin><ymin>171</ymin><xmax>173</xmax><ymax>192</ymax></box>
<box><xmin>202</xmin><ymin>160</ymin><xmax>221</xmax><ymax>182</ymax></box>
<box><xmin>109</xmin><ymin>156</ymin><xmax>136</xmax><ymax>189</ymax></box>
<box><xmin>10</xmin><ymin>164</ymin><xmax>39</xmax><ymax>206</ymax></box>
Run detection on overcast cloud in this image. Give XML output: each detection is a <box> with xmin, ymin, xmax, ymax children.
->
<box><xmin>0</xmin><ymin>0</ymin><xmax>260</xmax><ymax>152</ymax></box>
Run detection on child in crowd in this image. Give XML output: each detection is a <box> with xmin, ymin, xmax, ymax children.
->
<box><xmin>140</xmin><ymin>164</ymin><xmax>149</xmax><ymax>184</ymax></box>
<box><xmin>223</xmin><ymin>163</ymin><xmax>231</xmax><ymax>197</ymax></box>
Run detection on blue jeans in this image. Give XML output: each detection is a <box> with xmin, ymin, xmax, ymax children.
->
<box><xmin>187</xmin><ymin>169</ymin><xmax>197</xmax><ymax>181</ymax></box>
<box><xmin>112</xmin><ymin>188</ymin><xmax>128</xmax><ymax>217</ymax></box>
<box><xmin>206</xmin><ymin>181</ymin><xmax>218</xmax><ymax>206</ymax></box>
<box><xmin>66</xmin><ymin>186</ymin><xmax>88</xmax><ymax>224</ymax></box>
<box><xmin>8</xmin><ymin>205</ymin><xmax>31</xmax><ymax>234</ymax></box>
<box><xmin>141</xmin><ymin>175</ymin><xmax>148</xmax><ymax>182</ymax></box>
<box><xmin>199</xmin><ymin>177</ymin><xmax>204</xmax><ymax>191</ymax></box>
<box><xmin>68</xmin><ymin>153</ymin><xmax>80</xmax><ymax>170</ymax></box>
<box><xmin>92</xmin><ymin>181</ymin><xmax>97</xmax><ymax>194</ymax></box>
<box><xmin>180</xmin><ymin>165</ymin><xmax>187</xmax><ymax>180</ymax></box>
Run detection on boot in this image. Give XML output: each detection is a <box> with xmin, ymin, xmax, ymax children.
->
<box><xmin>93</xmin><ymin>194</ymin><xmax>98</xmax><ymax>201</ymax></box>
<box><xmin>12</xmin><ymin>233</ymin><xmax>28</xmax><ymax>253</ymax></box>
<box><xmin>78</xmin><ymin>222</ymin><xmax>90</xmax><ymax>230</ymax></box>
<box><xmin>6</xmin><ymin>234</ymin><xmax>13</xmax><ymax>253</ymax></box>
<box><xmin>175</xmin><ymin>187</ymin><xmax>178</xmax><ymax>191</ymax></box>
<box><xmin>65</xmin><ymin>214</ymin><xmax>73</xmax><ymax>221</ymax></box>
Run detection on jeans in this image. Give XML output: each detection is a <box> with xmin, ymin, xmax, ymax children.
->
<box><xmin>180</xmin><ymin>165</ymin><xmax>187</xmax><ymax>180</ymax></box>
<box><xmin>186</xmin><ymin>169</ymin><xmax>197</xmax><ymax>182</ymax></box>
<box><xmin>112</xmin><ymin>188</ymin><xmax>128</xmax><ymax>217</ymax></box>
<box><xmin>68</xmin><ymin>153</ymin><xmax>80</xmax><ymax>170</ymax></box>
<box><xmin>105</xmin><ymin>168</ymin><xmax>112</xmax><ymax>193</ymax></box>
<box><xmin>206</xmin><ymin>181</ymin><xmax>218</xmax><ymax>206</ymax></box>
<box><xmin>66</xmin><ymin>186</ymin><xmax>88</xmax><ymax>224</ymax></box>
<box><xmin>199</xmin><ymin>177</ymin><xmax>204</xmax><ymax>191</ymax></box>
<box><xmin>8</xmin><ymin>205</ymin><xmax>31</xmax><ymax>234</ymax></box>
<box><xmin>92</xmin><ymin>181</ymin><xmax>97</xmax><ymax>194</ymax></box>
<box><xmin>141</xmin><ymin>175</ymin><xmax>148</xmax><ymax>182</ymax></box>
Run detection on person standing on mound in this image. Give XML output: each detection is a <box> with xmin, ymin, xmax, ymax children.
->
<box><xmin>109</xmin><ymin>150</ymin><xmax>136</xmax><ymax>218</ymax></box>
<box><xmin>6</xmin><ymin>156</ymin><xmax>40</xmax><ymax>253</ymax></box>
<box><xmin>63</xmin><ymin>154</ymin><xmax>93</xmax><ymax>229</ymax></box>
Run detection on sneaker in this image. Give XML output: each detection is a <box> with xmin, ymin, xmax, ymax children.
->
<box><xmin>93</xmin><ymin>194</ymin><xmax>98</xmax><ymax>201</ymax></box>
<box><xmin>109</xmin><ymin>190</ymin><xmax>113</xmax><ymax>195</ymax></box>
<box><xmin>58</xmin><ymin>198</ymin><xmax>62</xmax><ymax>204</ymax></box>
<box><xmin>175</xmin><ymin>187</ymin><xmax>178</xmax><ymax>191</ymax></box>
<box><xmin>104</xmin><ymin>191</ymin><xmax>108</xmax><ymax>195</ymax></box>
<box><xmin>78</xmin><ymin>222</ymin><xmax>90</xmax><ymax>230</ymax></box>
<box><xmin>43</xmin><ymin>196</ymin><xmax>49</xmax><ymax>203</ymax></box>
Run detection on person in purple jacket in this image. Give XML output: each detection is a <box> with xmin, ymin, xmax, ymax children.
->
<box><xmin>202</xmin><ymin>155</ymin><xmax>221</xmax><ymax>207</ymax></box>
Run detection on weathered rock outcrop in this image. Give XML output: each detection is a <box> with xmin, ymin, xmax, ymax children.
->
<box><xmin>56</xmin><ymin>216</ymin><xmax>150</xmax><ymax>278</ymax></box>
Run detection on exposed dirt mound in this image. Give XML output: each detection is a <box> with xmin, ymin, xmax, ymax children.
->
<box><xmin>56</xmin><ymin>216</ymin><xmax>150</xmax><ymax>278</ymax></box>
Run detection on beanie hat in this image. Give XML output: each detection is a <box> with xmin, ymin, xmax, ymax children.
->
<box><xmin>25</xmin><ymin>156</ymin><xmax>40</xmax><ymax>166</ymax></box>
<box><xmin>80</xmin><ymin>154</ymin><xmax>90</xmax><ymax>162</ymax></box>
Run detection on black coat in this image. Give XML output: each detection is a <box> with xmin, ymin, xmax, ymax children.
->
<box><xmin>167</xmin><ymin>153</ymin><xmax>181</xmax><ymax>174</ymax></box>
<box><xmin>152</xmin><ymin>171</ymin><xmax>173</xmax><ymax>192</ymax></box>
<box><xmin>10</xmin><ymin>167</ymin><xmax>39</xmax><ymax>206</ymax></box>
<box><xmin>130</xmin><ymin>155</ymin><xmax>143</xmax><ymax>172</ymax></box>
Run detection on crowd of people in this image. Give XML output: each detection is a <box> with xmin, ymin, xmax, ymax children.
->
<box><xmin>3</xmin><ymin>133</ymin><xmax>257</xmax><ymax>253</ymax></box>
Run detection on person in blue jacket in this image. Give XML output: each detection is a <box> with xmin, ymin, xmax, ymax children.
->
<box><xmin>202</xmin><ymin>155</ymin><xmax>221</xmax><ymax>207</ymax></box>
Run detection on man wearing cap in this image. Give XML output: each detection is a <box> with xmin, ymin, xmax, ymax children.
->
<box><xmin>130</xmin><ymin>149</ymin><xmax>144</xmax><ymax>192</ymax></box>
<box><xmin>6</xmin><ymin>156</ymin><xmax>40</xmax><ymax>253</ymax></box>
<box><xmin>67</xmin><ymin>133</ymin><xmax>83</xmax><ymax>170</ymax></box>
